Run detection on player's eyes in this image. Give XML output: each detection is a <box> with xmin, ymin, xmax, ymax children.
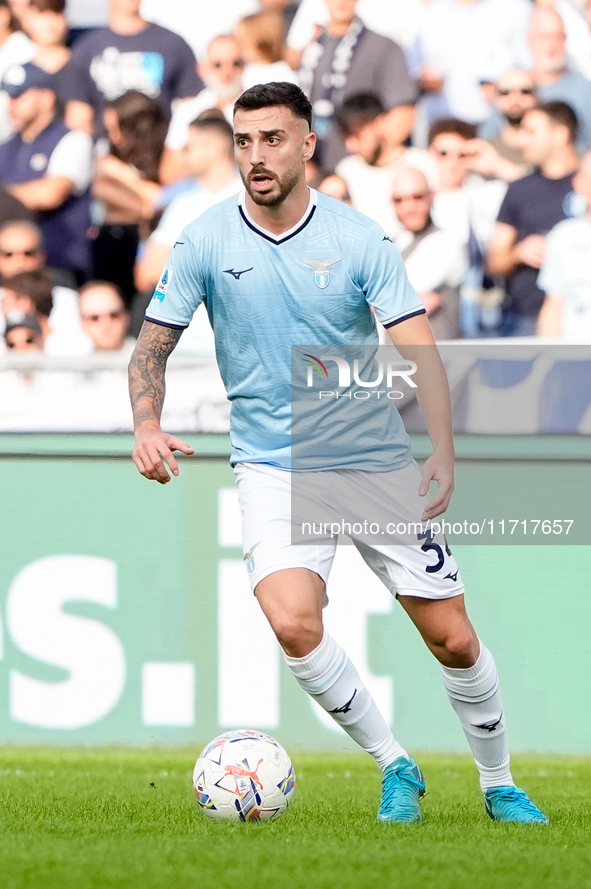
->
<box><xmin>235</xmin><ymin>139</ymin><xmax>249</xmax><ymax>148</ymax></box>
<box><xmin>268</xmin><ymin>137</ymin><xmax>280</xmax><ymax>145</ymax></box>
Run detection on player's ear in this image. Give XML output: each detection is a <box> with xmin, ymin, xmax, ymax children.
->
<box><xmin>303</xmin><ymin>131</ymin><xmax>316</xmax><ymax>162</ymax></box>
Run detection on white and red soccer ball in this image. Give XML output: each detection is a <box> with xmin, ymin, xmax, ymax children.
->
<box><xmin>193</xmin><ymin>730</ymin><xmax>296</xmax><ymax>822</ymax></box>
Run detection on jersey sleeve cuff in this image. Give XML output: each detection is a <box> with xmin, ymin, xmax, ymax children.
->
<box><xmin>382</xmin><ymin>307</ymin><xmax>427</xmax><ymax>329</ymax></box>
<box><xmin>144</xmin><ymin>315</ymin><xmax>189</xmax><ymax>330</ymax></box>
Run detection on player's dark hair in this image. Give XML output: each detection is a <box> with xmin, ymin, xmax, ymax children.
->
<box><xmin>189</xmin><ymin>115</ymin><xmax>235</xmax><ymax>152</ymax></box>
<box><xmin>3</xmin><ymin>269</ymin><xmax>53</xmax><ymax>318</ymax></box>
<box><xmin>527</xmin><ymin>100</ymin><xmax>579</xmax><ymax>144</ymax></box>
<box><xmin>234</xmin><ymin>82</ymin><xmax>312</xmax><ymax>130</ymax></box>
<box><xmin>333</xmin><ymin>93</ymin><xmax>385</xmax><ymax>136</ymax></box>
<box><xmin>428</xmin><ymin>117</ymin><xmax>477</xmax><ymax>145</ymax></box>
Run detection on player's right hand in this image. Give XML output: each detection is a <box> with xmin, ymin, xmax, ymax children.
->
<box><xmin>132</xmin><ymin>425</ymin><xmax>195</xmax><ymax>484</ymax></box>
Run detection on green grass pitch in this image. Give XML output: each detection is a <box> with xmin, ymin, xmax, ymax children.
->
<box><xmin>1</xmin><ymin>748</ymin><xmax>590</xmax><ymax>889</ymax></box>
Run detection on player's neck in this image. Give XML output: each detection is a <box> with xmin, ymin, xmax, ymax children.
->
<box><xmin>244</xmin><ymin>181</ymin><xmax>312</xmax><ymax>236</ymax></box>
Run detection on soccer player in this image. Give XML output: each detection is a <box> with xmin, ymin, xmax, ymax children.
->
<box><xmin>128</xmin><ymin>82</ymin><xmax>548</xmax><ymax>825</ymax></box>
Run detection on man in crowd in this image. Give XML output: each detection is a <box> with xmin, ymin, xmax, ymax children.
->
<box><xmin>488</xmin><ymin>101</ymin><xmax>579</xmax><ymax>336</ymax></box>
<box><xmin>537</xmin><ymin>150</ymin><xmax>591</xmax><ymax>340</ymax></box>
<box><xmin>298</xmin><ymin>0</ymin><xmax>416</xmax><ymax>171</ymax></box>
<box><xmin>477</xmin><ymin>68</ymin><xmax>538</xmax><ymax>176</ymax></box>
<box><xmin>528</xmin><ymin>5</ymin><xmax>591</xmax><ymax>152</ymax></box>
<box><xmin>1</xmin><ymin>267</ymin><xmax>53</xmax><ymax>344</ymax></box>
<box><xmin>78</xmin><ymin>279</ymin><xmax>132</xmax><ymax>353</ymax></box>
<box><xmin>135</xmin><ymin>116</ymin><xmax>241</xmax><ymax>295</ymax></box>
<box><xmin>62</xmin><ymin>0</ymin><xmax>202</xmax><ymax>137</ymax></box>
<box><xmin>3</xmin><ymin>312</ymin><xmax>43</xmax><ymax>350</ymax></box>
<box><xmin>0</xmin><ymin>62</ymin><xmax>93</xmax><ymax>283</ymax></box>
<box><xmin>160</xmin><ymin>35</ymin><xmax>245</xmax><ymax>184</ymax></box>
<box><xmin>0</xmin><ymin>219</ymin><xmax>89</xmax><ymax>351</ymax></box>
<box><xmin>333</xmin><ymin>92</ymin><xmax>435</xmax><ymax>234</ymax></box>
<box><xmin>391</xmin><ymin>167</ymin><xmax>467</xmax><ymax>340</ymax></box>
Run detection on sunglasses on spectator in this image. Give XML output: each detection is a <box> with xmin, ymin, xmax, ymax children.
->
<box><xmin>432</xmin><ymin>148</ymin><xmax>471</xmax><ymax>159</ymax></box>
<box><xmin>82</xmin><ymin>309</ymin><xmax>126</xmax><ymax>322</ymax></box>
<box><xmin>0</xmin><ymin>248</ymin><xmax>40</xmax><ymax>257</ymax></box>
<box><xmin>497</xmin><ymin>87</ymin><xmax>535</xmax><ymax>96</ymax></box>
<box><xmin>6</xmin><ymin>336</ymin><xmax>38</xmax><ymax>347</ymax></box>
<box><xmin>212</xmin><ymin>59</ymin><xmax>244</xmax><ymax>68</ymax></box>
<box><xmin>393</xmin><ymin>193</ymin><xmax>430</xmax><ymax>204</ymax></box>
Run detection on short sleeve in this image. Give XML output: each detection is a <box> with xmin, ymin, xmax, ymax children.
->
<box><xmin>537</xmin><ymin>225</ymin><xmax>565</xmax><ymax>296</ymax></box>
<box><xmin>144</xmin><ymin>233</ymin><xmax>206</xmax><ymax>329</ymax></box>
<box><xmin>47</xmin><ymin>130</ymin><xmax>94</xmax><ymax>193</ymax></box>
<box><xmin>496</xmin><ymin>182</ymin><xmax>520</xmax><ymax>228</ymax></box>
<box><xmin>356</xmin><ymin>223</ymin><xmax>426</xmax><ymax>327</ymax></box>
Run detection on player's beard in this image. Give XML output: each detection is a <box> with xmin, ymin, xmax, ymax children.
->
<box><xmin>243</xmin><ymin>162</ymin><xmax>302</xmax><ymax>207</ymax></box>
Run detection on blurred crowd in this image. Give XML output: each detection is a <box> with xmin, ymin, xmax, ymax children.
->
<box><xmin>1</xmin><ymin>0</ymin><xmax>591</xmax><ymax>358</ymax></box>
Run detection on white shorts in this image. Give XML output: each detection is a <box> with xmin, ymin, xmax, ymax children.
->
<box><xmin>234</xmin><ymin>461</ymin><xmax>465</xmax><ymax>601</ymax></box>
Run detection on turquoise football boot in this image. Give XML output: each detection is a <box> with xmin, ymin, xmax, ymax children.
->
<box><xmin>485</xmin><ymin>786</ymin><xmax>549</xmax><ymax>824</ymax></box>
<box><xmin>377</xmin><ymin>756</ymin><xmax>426</xmax><ymax>823</ymax></box>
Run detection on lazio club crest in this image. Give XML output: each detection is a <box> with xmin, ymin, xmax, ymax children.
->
<box><xmin>301</xmin><ymin>258</ymin><xmax>342</xmax><ymax>289</ymax></box>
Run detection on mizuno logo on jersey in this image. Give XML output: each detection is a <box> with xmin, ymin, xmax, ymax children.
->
<box><xmin>223</xmin><ymin>267</ymin><xmax>253</xmax><ymax>280</ymax></box>
<box><xmin>301</xmin><ymin>257</ymin><xmax>342</xmax><ymax>289</ymax></box>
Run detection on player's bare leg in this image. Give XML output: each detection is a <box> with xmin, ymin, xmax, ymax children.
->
<box><xmin>399</xmin><ymin>594</ymin><xmax>548</xmax><ymax>823</ymax></box>
<box><xmin>255</xmin><ymin>567</ymin><xmax>425</xmax><ymax>821</ymax></box>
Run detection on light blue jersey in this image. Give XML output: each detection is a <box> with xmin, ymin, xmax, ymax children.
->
<box><xmin>145</xmin><ymin>189</ymin><xmax>425</xmax><ymax>470</ymax></box>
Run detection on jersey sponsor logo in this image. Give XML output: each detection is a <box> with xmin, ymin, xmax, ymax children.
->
<box><xmin>223</xmin><ymin>267</ymin><xmax>253</xmax><ymax>280</ymax></box>
<box><xmin>301</xmin><ymin>257</ymin><xmax>342</xmax><ymax>289</ymax></box>
<box><xmin>330</xmin><ymin>688</ymin><xmax>357</xmax><ymax>714</ymax></box>
<box><xmin>153</xmin><ymin>267</ymin><xmax>173</xmax><ymax>303</ymax></box>
<box><xmin>382</xmin><ymin>235</ymin><xmax>392</xmax><ymax>242</ymax></box>
<box><xmin>243</xmin><ymin>541</ymin><xmax>260</xmax><ymax>573</ymax></box>
<box><xmin>444</xmin><ymin>570</ymin><xmax>459</xmax><ymax>582</ymax></box>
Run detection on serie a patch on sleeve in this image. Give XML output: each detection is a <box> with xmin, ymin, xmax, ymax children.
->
<box><xmin>153</xmin><ymin>268</ymin><xmax>173</xmax><ymax>303</ymax></box>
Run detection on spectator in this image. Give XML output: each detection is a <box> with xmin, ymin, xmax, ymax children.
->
<box><xmin>92</xmin><ymin>89</ymin><xmax>167</xmax><ymax>306</ymax></box>
<box><xmin>537</xmin><ymin>150</ymin><xmax>591</xmax><ymax>340</ymax></box>
<box><xmin>6</xmin><ymin>0</ymin><xmax>29</xmax><ymax>26</ymax></box>
<box><xmin>391</xmin><ymin>166</ymin><xmax>467</xmax><ymax>340</ymax></box>
<box><xmin>528</xmin><ymin>5</ymin><xmax>591</xmax><ymax>151</ymax></box>
<box><xmin>3</xmin><ymin>311</ymin><xmax>43</xmax><ymax>349</ymax></box>
<box><xmin>0</xmin><ymin>219</ymin><xmax>89</xmax><ymax>351</ymax></box>
<box><xmin>259</xmin><ymin>0</ymin><xmax>299</xmax><ymax>35</ymax></box>
<box><xmin>235</xmin><ymin>11</ymin><xmax>298</xmax><ymax>91</ymax></box>
<box><xmin>61</xmin><ymin>0</ymin><xmax>202</xmax><ymax>137</ymax></box>
<box><xmin>78</xmin><ymin>279</ymin><xmax>132</xmax><ymax>352</ymax></box>
<box><xmin>0</xmin><ymin>62</ymin><xmax>93</xmax><ymax>283</ymax></box>
<box><xmin>1</xmin><ymin>267</ymin><xmax>52</xmax><ymax>339</ymax></box>
<box><xmin>533</xmin><ymin>0</ymin><xmax>591</xmax><ymax>82</ymax></box>
<box><xmin>410</xmin><ymin>0</ymin><xmax>531</xmax><ymax>132</ymax></box>
<box><xmin>135</xmin><ymin>116</ymin><xmax>241</xmax><ymax>295</ymax></box>
<box><xmin>477</xmin><ymin>68</ymin><xmax>537</xmax><ymax>175</ymax></box>
<box><xmin>160</xmin><ymin>35</ymin><xmax>244</xmax><ymax>185</ymax></box>
<box><xmin>0</xmin><ymin>0</ymin><xmax>35</xmax><ymax>143</ymax></box>
<box><xmin>317</xmin><ymin>173</ymin><xmax>351</xmax><ymax>203</ymax></box>
<box><xmin>25</xmin><ymin>0</ymin><xmax>70</xmax><ymax>78</ymax></box>
<box><xmin>487</xmin><ymin>101</ymin><xmax>579</xmax><ymax>337</ymax></box>
<box><xmin>428</xmin><ymin>117</ymin><xmax>507</xmax><ymax>335</ymax></box>
<box><xmin>298</xmin><ymin>0</ymin><xmax>417</xmax><ymax>171</ymax></box>
<box><xmin>334</xmin><ymin>92</ymin><xmax>436</xmax><ymax>233</ymax></box>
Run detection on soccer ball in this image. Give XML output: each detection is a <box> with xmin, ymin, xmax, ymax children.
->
<box><xmin>192</xmin><ymin>729</ymin><xmax>296</xmax><ymax>822</ymax></box>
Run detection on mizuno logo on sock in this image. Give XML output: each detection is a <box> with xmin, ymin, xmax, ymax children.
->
<box><xmin>330</xmin><ymin>689</ymin><xmax>357</xmax><ymax>714</ymax></box>
<box><xmin>472</xmin><ymin>714</ymin><xmax>502</xmax><ymax>732</ymax></box>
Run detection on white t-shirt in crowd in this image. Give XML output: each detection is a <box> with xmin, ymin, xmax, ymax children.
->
<box><xmin>538</xmin><ymin>216</ymin><xmax>591</xmax><ymax>342</ymax></box>
<box><xmin>165</xmin><ymin>89</ymin><xmax>234</xmax><ymax>151</ymax></box>
<box><xmin>393</xmin><ymin>226</ymin><xmax>467</xmax><ymax>294</ymax></box>
<box><xmin>48</xmin><ymin>130</ymin><xmax>94</xmax><ymax>194</ymax></box>
<box><xmin>151</xmin><ymin>177</ymin><xmax>243</xmax><ymax>247</ymax></box>
<box><xmin>335</xmin><ymin>148</ymin><xmax>438</xmax><ymax>235</ymax></box>
<box><xmin>241</xmin><ymin>61</ymin><xmax>299</xmax><ymax>92</ymax></box>
<box><xmin>431</xmin><ymin>176</ymin><xmax>507</xmax><ymax>251</ymax></box>
<box><xmin>0</xmin><ymin>31</ymin><xmax>36</xmax><ymax>144</ymax></box>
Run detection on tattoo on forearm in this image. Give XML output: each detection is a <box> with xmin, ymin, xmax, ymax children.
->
<box><xmin>128</xmin><ymin>322</ymin><xmax>183</xmax><ymax>428</ymax></box>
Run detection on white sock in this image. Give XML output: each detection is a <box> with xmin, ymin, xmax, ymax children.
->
<box><xmin>440</xmin><ymin>640</ymin><xmax>514</xmax><ymax>791</ymax></box>
<box><xmin>284</xmin><ymin>631</ymin><xmax>408</xmax><ymax>771</ymax></box>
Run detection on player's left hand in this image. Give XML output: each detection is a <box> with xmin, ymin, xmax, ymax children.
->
<box><xmin>418</xmin><ymin>451</ymin><xmax>455</xmax><ymax>521</ymax></box>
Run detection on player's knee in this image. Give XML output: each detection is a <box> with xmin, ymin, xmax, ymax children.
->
<box><xmin>269</xmin><ymin>613</ymin><xmax>323</xmax><ymax>657</ymax></box>
<box><xmin>429</xmin><ymin>628</ymin><xmax>479</xmax><ymax>667</ymax></box>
